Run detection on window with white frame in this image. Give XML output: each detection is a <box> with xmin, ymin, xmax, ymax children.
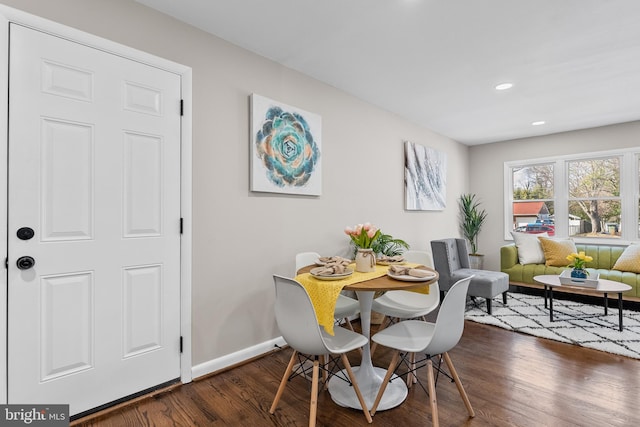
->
<box><xmin>511</xmin><ymin>163</ymin><xmax>555</xmax><ymax>234</ymax></box>
<box><xmin>568</xmin><ymin>156</ymin><xmax>620</xmax><ymax>238</ymax></box>
<box><xmin>505</xmin><ymin>149</ymin><xmax>638</xmax><ymax>242</ymax></box>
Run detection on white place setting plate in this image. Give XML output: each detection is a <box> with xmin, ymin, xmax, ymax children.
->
<box><xmin>387</xmin><ymin>270</ymin><xmax>436</xmax><ymax>282</ymax></box>
<box><xmin>310</xmin><ymin>267</ymin><xmax>354</xmax><ymax>281</ymax></box>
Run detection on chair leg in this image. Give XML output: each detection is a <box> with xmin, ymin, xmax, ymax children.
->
<box><xmin>406</xmin><ymin>353</ymin><xmax>412</xmax><ymax>387</ymax></box>
<box><xmin>369</xmin><ymin>316</ymin><xmax>389</xmax><ymax>357</ymax></box>
<box><xmin>343</xmin><ymin>317</ymin><xmax>355</xmax><ymax>332</ymax></box>
<box><xmin>309</xmin><ymin>357</ymin><xmax>320</xmax><ymax>427</ymax></box>
<box><xmin>502</xmin><ymin>291</ymin><xmax>508</xmax><ymax>305</ymax></box>
<box><xmin>369</xmin><ymin>342</ymin><xmax>377</xmax><ymax>356</ymax></box>
<box><xmin>406</xmin><ymin>352</ymin><xmax>417</xmax><ymax>388</ymax></box>
<box><xmin>426</xmin><ymin>358</ymin><xmax>439</xmax><ymax>427</ymax></box>
<box><xmin>340</xmin><ymin>354</ymin><xmax>373</xmax><ymax>423</ymax></box>
<box><xmin>320</xmin><ymin>354</ymin><xmax>329</xmax><ymax>390</ymax></box>
<box><xmin>486</xmin><ymin>298</ymin><xmax>492</xmax><ymax>315</ymax></box>
<box><xmin>270</xmin><ymin>350</ymin><xmax>298</xmax><ymax>414</ymax></box>
<box><xmin>370</xmin><ymin>350</ymin><xmax>400</xmax><ymax>416</ymax></box>
<box><xmin>442</xmin><ymin>352</ymin><xmax>475</xmax><ymax>418</ymax></box>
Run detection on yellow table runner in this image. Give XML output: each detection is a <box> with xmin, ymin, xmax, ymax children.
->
<box><xmin>295</xmin><ymin>263</ymin><xmax>430</xmax><ymax>335</ymax></box>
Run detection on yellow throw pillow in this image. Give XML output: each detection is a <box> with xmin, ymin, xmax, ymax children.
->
<box><xmin>612</xmin><ymin>244</ymin><xmax>640</xmax><ymax>273</ymax></box>
<box><xmin>538</xmin><ymin>237</ymin><xmax>577</xmax><ymax>267</ymax></box>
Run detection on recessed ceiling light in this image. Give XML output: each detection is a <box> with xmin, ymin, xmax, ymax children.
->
<box><xmin>495</xmin><ymin>83</ymin><xmax>513</xmax><ymax>91</ymax></box>
<box><xmin>532</xmin><ymin>121</ymin><xmax>546</xmax><ymax>126</ymax></box>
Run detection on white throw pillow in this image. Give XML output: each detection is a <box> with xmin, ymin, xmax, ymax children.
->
<box><xmin>511</xmin><ymin>231</ymin><xmax>549</xmax><ymax>264</ymax></box>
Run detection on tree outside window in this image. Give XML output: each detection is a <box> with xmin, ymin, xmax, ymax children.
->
<box><xmin>568</xmin><ymin>157</ymin><xmax>620</xmax><ymax>238</ymax></box>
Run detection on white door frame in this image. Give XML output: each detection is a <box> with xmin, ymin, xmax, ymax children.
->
<box><xmin>0</xmin><ymin>5</ymin><xmax>193</xmax><ymax>404</ymax></box>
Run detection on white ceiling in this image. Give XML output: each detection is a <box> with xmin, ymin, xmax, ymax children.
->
<box><xmin>136</xmin><ymin>0</ymin><xmax>640</xmax><ymax>145</ymax></box>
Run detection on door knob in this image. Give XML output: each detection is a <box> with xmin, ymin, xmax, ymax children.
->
<box><xmin>16</xmin><ymin>256</ymin><xmax>35</xmax><ymax>270</ymax></box>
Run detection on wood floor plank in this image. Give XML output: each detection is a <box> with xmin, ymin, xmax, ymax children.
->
<box><xmin>72</xmin><ymin>319</ymin><xmax>640</xmax><ymax>426</ymax></box>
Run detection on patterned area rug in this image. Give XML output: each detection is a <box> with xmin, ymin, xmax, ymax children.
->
<box><xmin>464</xmin><ymin>292</ymin><xmax>640</xmax><ymax>360</ymax></box>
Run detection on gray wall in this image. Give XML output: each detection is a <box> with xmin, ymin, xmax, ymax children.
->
<box><xmin>470</xmin><ymin>120</ymin><xmax>640</xmax><ymax>271</ymax></box>
<box><xmin>0</xmin><ymin>0</ymin><xmax>469</xmax><ymax>369</ymax></box>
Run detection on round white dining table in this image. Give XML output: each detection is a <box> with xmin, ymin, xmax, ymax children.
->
<box><xmin>297</xmin><ymin>264</ymin><xmax>439</xmax><ymax>411</ymax></box>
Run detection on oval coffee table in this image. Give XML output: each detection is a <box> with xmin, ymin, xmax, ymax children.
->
<box><xmin>533</xmin><ymin>274</ymin><xmax>631</xmax><ymax>331</ymax></box>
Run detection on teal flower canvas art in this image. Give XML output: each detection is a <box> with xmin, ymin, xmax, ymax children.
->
<box><xmin>250</xmin><ymin>94</ymin><xmax>322</xmax><ymax>195</ymax></box>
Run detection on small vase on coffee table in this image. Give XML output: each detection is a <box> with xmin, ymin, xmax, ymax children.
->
<box><xmin>570</xmin><ymin>268</ymin><xmax>588</xmax><ymax>280</ymax></box>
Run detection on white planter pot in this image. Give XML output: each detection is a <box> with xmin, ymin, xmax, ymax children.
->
<box><xmin>355</xmin><ymin>248</ymin><xmax>376</xmax><ymax>272</ymax></box>
<box><xmin>469</xmin><ymin>254</ymin><xmax>484</xmax><ymax>270</ymax></box>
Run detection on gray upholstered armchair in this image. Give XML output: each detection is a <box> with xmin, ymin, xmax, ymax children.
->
<box><xmin>431</xmin><ymin>238</ymin><xmax>509</xmax><ymax>314</ymax></box>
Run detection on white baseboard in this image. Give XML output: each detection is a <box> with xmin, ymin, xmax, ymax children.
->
<box><xmin>191</xmin><ymin>336</ymin><xmax>287</xmax><ymax>380</ymax></box>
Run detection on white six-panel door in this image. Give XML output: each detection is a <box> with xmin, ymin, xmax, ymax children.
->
<box><xmin>7</xmin><ymin>24</ymin><xmax>182</xmax><ymax>415</ymax></box>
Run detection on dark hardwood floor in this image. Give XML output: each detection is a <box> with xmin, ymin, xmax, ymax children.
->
<box><xmin>72</xmin><ymin>320</ymin><xmax>640</xmax><ymax>427</ymax></box>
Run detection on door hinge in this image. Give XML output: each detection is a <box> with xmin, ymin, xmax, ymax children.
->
<box><xmin>180</xmin><ymin>218</ymin><xmax>184</xmax><ymax>234</ymax></box>
<box><xmin>180</xmin><ymin>99</ymin><xmax>184</xmax><ymax>116</ymax></box>
<box><xmin>4</xmin><ymin>258</ymin><xmax>7</xmax><ymax>269</ymax></box>
<box><xmin>180</xmin><ymin>336</ymin><xmax>183</xmax><ymax>353</ymax></box>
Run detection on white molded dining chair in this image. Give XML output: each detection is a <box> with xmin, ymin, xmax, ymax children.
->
<box><xmin>295</xmin><ymin>252</ymin><xmax>360</xmax><ymax>331</ymax></box>
<box><xmin>370</xmin><ymin>250</ymin><xmax>440</xmax><ymax>362</ymax></box>
<box><xmin>369</xmin><ymin>276</ymin><xmax>475</xmax><ymax>427</ymax></box>
<box><xmin>269</xmin><ymin>275</ymin><xmax>372</xmax><ymax>426</ymax></box>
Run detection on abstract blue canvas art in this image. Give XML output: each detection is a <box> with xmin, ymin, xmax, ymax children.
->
<box><xmin>250</xmin><ymin>94</ymin><xmax>322</xmax><ymax>195</ymax></box>
<box><xmin>404</xmin><ymin>141</ymin><xmax>446</xmax><ymax>210</ymax></box>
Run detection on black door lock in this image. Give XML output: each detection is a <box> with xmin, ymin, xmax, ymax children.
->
<box><xmin>16</xmin><ymin>256</ymin><xmax>35</xmax><ymax>270</ymax></box>
<box><xmin>17</xmin><ymin>227</ymin><xmax>35</xmax><ymax>240</ymax></box>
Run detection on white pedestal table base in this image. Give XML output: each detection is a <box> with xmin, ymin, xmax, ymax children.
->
<box><xmin>328</xmin><ymin>290</ymin><xmax>408</xmax><ymax>411</ymax></box>
<box><xmin>328</xmin><ymin>366</ymin><xmax>407</xmax><ymax>411</ymax></box>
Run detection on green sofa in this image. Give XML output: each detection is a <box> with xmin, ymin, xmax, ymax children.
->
<box><xmin>501</xmin><ymin>243</ymin><xmax>640</xmax><ymax>300</ymax></box>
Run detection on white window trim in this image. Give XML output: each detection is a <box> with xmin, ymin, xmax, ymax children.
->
<box><xmin>504</xmin><ymin>147</ymin><xmax>639</xmax><ymax>246</ymax></box>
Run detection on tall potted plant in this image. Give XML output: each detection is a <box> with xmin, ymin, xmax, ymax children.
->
<box><xmin>459</xmin><ymin>193</ymin><xmax>487</xmax><ymax>269</ymax></box>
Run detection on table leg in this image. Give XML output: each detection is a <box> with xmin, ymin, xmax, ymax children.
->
<box><xmin>544</xmin><ymin>285</ymin><xmax>548</xmax><ymax>308</ymax></box>
<box><xmin>604</xmin><ymin>292</ymin><xmax>608</xmax><ymax>316</ymax></box>
<box><xmin>549</xmin><ymin>286</ymin><xmax>554</xmax><ymax>322</ymax></box>
<box><xmin>328</xmin><ymin>290</ymin><xmax>407</xmax><ymax>411</ymax></box>
<box><xmin>618</xmin><ymin>293</ymin><xmax>624</xmax><ymax>332</ymax></box>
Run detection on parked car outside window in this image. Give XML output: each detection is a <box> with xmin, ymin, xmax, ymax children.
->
<box><xmin>514</xmin><ymin>224</ymin><xmax>555</xmax><ymax>236</ymax></box>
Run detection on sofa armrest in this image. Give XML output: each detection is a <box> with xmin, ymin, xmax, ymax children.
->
<box><xmin>501</xmin><ymin>244</ymin><xmax>518</xmax><ymax>270</ymax></box>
